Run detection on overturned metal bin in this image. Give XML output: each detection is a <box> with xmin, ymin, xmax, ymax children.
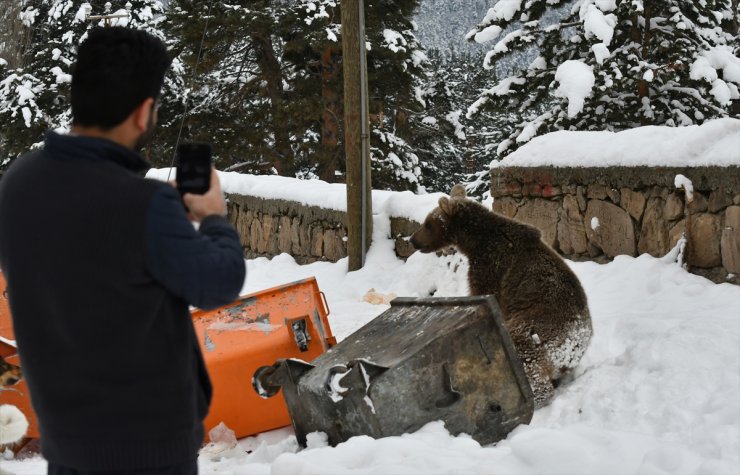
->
<box><xmin>254</xmin><ymin>296</ymin><xmax>534</xmax><ymax>446</ymax></box>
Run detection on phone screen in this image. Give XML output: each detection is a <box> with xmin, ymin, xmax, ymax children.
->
<box><xmin>176</xmin><ymin>143</ymin><xmax>212</xmax><ymax>195</ymax></box>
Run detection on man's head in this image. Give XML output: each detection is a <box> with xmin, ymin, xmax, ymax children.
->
<box><xmin>71</xmin><ymin>27</ymin><xmax>171</xmax><ymax>151</ymax></box>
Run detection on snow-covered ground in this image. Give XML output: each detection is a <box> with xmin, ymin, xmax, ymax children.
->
<box><xmin>3</xmin><ymin>202</ymin><xmax>739</xmax><ymax>474</ymax></box>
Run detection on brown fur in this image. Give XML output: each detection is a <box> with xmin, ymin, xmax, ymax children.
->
<box><xmin>0</xmin><ymin>355</ymin><xmax>21</xmax><ymax>387</ymax></box>
<box><xmin>410</xmin><ymin>184</ymin><xmax>593</xmax><ymax>407</ymax></box>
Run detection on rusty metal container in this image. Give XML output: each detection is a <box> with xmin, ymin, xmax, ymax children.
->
<box><xmin>255</xmin><ymin>296</ymin><xmax>533</xmax><ymax>447</ymax></box>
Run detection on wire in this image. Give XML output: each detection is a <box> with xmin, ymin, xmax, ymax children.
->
<box><xmin>167</xmin><ymin>0</ymin><xmax>215</xmax><ymax>181</ymax></box>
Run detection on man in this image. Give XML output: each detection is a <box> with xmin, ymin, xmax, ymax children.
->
<box><xmin>0</xmin><ymin>27</ymin><xmax>246</xmax><ymax>474</ymax></box>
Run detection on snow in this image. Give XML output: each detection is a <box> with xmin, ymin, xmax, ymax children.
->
<box><xmin>444</xmin><ymin>110</ymin><xmax>466</xmax><ymax>140</ymax></box>
<box><xmin>493</xmin><ymin>118</ymin><xmax>740</xmax><ymax>168</ymax></box>
<box><xmin>554</xmin><ymin>60</ymin><xmax>595</xmax><ymax>118</ymax></box>
<box><xmin>148</xmin><ymin>169</ymin><xmax>443</xmax><ymax>224</ymax></box>
<box><xmin>528</xmin><ymin>56</ymin><xmax>546</xmax><ymax>70</ymax></box>
<box><xmin>466</xmin><ymin>76</ymin><xmax>525</xmax><ymax>119</ymax></box>
<box><xmin>481</xmin><ymin>0</ymin><xmax>523</xmax><ymax>23</ymax></box>
<box><xmin>21</xmin><ymin>107</ymin><xmax>32</xmax><ymax>128</ymax></box>
<box><xmin>674</xmin><ymin>174</ymin><xmax>694</xmax><ymax>201</ymax></box>
<box><xmin>2</xmin><ymin>174</ymin><xmax>740</xmax><ymax>474</ymax></box>
<box><xmin>382</xmin><ymin>29</ymin><xmax>407</xmax><ymax>53</ymax></box>
<box><xmin>591</xmin><ymin>42</ymin><xmax>610</xmax><ymax>65</ymax></box>
<box><xmin>19</xmin><ymin>7</ymin><xmax>39</xmax><ymax>27</ymax></box>
<box><xmin>690</xmin><ymin>46</ymin><xmax>740</xmax><ymax>104</ymax></box>
<box><xmin>580</xmin><ymin>3</ymin><xmax>616</xmax><ymax>45</ymax></box>
<box><xmin>471</xmin><ymin>25</ymin><xmax>502</xmax><ymax>44</ymax></box>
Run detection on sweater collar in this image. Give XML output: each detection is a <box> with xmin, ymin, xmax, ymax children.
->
<box><xmin>44</xmin><ymin>131</ymin><xmax>151</xmax><ymax>174</ymax></box>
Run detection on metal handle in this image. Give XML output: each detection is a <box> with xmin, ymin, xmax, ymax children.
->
<box><xmin>319</xmin><ymin>291</ymin><xmax>331</xmax><ymax>317</ymax></box>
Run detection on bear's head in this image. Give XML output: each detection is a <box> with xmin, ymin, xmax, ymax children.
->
<box><xmin>409</xmin><ymin>184</ymin><xmax>467</xmax><ymax>253</ymax></box>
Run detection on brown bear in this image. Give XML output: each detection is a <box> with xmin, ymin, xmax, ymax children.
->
<box><xmin>410</xmin><ymin>184</ymin><xmax>592</xmax><ymax>408</ymax></box>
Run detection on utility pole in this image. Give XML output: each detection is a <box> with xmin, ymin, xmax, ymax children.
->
<box><xmin>342</xmin><ymin>0</ymin><xmax>372</xmax><ymax>271</ymax></box>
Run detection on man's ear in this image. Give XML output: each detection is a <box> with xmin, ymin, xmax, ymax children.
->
<box><xmin>132</xmin><ymin>97</ymin><xmax>155</xmax><ymax>132</ymax></box>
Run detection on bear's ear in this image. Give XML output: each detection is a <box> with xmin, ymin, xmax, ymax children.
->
<box><xmin>449</xmin><ymin>184</ymin><xmax>467</xmax><ymax>200</ymax></box>
<box><xmin>438</xmin><ymin>196</ymin><xmax>452</xmax><ymax>217</ymax></box>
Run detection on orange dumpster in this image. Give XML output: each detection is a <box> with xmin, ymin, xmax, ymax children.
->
<box><xmin>0</xmin><ymin>277</ymin><xmax>38</xmax><ymax>439</ymax></box>
<box><xmin>192</xmin><ymin>277</ymin><xmax>336</xmax><ymax>438</ymax></box>
<box><xmin>0</xmin><ymin>272</ymin><xmax>336</xmax><ymax>441</ymax></box>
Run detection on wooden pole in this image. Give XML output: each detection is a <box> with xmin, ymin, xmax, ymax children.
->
<box><xmin>342</xmin><ymin>0</ymin><xmax>372</xmax><ymax>271</ymax></box>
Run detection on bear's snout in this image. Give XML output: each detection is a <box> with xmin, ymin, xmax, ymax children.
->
<box><xmin>409</xmin><ymin>229</ymin><xmax>435</xmax><ymax>253</ymax></box>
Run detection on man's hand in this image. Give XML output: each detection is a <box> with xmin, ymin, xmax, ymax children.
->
<box><xmin>182</xmin><ymin>167</ymin><xmax>227</xmax><ymax>222</ymax></box>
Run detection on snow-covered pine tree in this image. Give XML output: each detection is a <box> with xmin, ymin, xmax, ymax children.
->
<box><xmin>0</xmin><ymin>0</ymin><xmax>167</xmax><ymax>169</ymax></box>
<box><xmin>362</xmin><ymin>0</ymin><xmax>428</xmax><ymax>191</ymax></box>
<box><xmin>166</xmin><ymin>0</ymin><xmax>431</xmax><ymax>191</ymax></box>
<box><xmin>164</xmin><ymin>1</ymin><xmax>318</xmax><ymax>176</ymax></box>
<box><xmin>465</xmin><ymin>0</ymin><xmax>740</xmax><ymax>162</ymax></box>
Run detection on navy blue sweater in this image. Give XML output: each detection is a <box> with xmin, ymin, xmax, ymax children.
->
<box><xmin>0</xmin><ymin>132</ymin><xmax>246</xmax><ymax>470</ymax></box>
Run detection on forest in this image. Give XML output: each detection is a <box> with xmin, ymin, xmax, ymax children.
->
<box><xmin>0</xmin><ymin>0</ymin><xmax>738</xmax><ymax>197</ymax></box>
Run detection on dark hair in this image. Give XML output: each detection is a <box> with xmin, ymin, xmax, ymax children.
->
<box><xmin>71</xmin><ymin>27</ymin><xmax>171</xmax><ymax>129</ymax></box>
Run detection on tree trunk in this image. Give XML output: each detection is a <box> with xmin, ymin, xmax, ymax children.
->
<box><xmin>251</xmin><ymin>28</ymin><xmax>295</xmax><ymax>176</ymax></box>
<box><xmin>0</xmin><ymin>1</ymin><xmax>30</xmax><ymax>69</ymax></box>
<box><xmin>318</xmin><ymin>45</ymin><xmax>343</xmax><ymax>182</ymax></box>
<box><xmin>636</xmin><ymin>6</ymin><xmax>653</xmax><ymax>125</ymax></box>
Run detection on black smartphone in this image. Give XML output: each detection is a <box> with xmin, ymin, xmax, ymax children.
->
<box><xmin>176</xmin><ymin>143</ymin><xmax>212</xmax><ymax>195</ymax></box>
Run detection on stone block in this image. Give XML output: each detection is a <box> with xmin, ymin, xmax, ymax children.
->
<box><xmin>491</xmin><ymin>178</ymin><xmax>521</xmax><ymax>197</ymax></box>
<box><xmin>290</xmin><ymin>217</ymin><xmax>302</xmax><ymax>256</ymax></box>
<box><xmin>390</xmin><ymin>217</ymin><xmax>421</xmax><ymax>238</ymax></box>
<box><xmin>638</xmin><ymin>197</ymin><xmax>669</xmax><ymax>257</ymax></box>
<box><xmin>648</xmin><ymin>186</ymin><xmax>669</xmax><ymax>200</ymax></box>
<box><xmin>607</xmin><ymin>187</ymin><xmax>620</xmax><ymax>204</ymax></box>
<box><xmin>708</xmin><ymin>188</ymin><xmax>733</xmax><ymax>213</ymax></box>
<box><xmin>669</xmin><ymin>219</ymin><xmax>686</xmax><ymax>250</ymax></box>
<box><xmin>542</xmin><ymin>185</ymin><xmax>562</xmax><ymax>198</ymax></box>
<box><xmin>259</xmin><ymin>215</ymin><xmax>277</xmax><ymax>254</ymax></box>
<box><xmin>688</xmin><ymin>192</ymin><xmax>708</xmax><ymax>213</ymax></box>
<box><xmin>323</xmin><ymin>228</ymin><xmax>346</xmax><ymax>261</ymax></box>
<box><xmin>297</xmin><ymin>219</ymin><xmax>311</xmax><ymax>256</ymax></box>
<box><xmin>576</xmin><ymin>186</ymin><xmax>587</xmax><ymax>211</ymax></box>
<box><xmin>557</xmin><ymin>195</ymin><xmax>588</xmax><ymax>255</ymax></box>
<box><xmin>277</xmin><ymin>216</ymin><xmax>293</xmax><ymax>254</ymax></box>
<box><xmin>513</xmin><ymin>198</ymin><xmax>560</xmax><ymax>248</ymax></box>
<box><xmin>688</xmin><ymin>213</ymin><xmax>721</xmax><ymax>268</ymax></box>
<box><xmin>734</xmin><ymin>194</ymin><xmax>740</xmax><ymax>205</ymax></box>
<box><xmin>620</xmin><ymin>188</ymin><xmax>646</xmax><ymax>221</ymax></box>
<box><xmin>492</xmin><ymin>196</ymin><xmax>518</xmax><ymax>219</ymax></box>
<box><xmin>587</xmin><ymin>184</ymin><xmax>609</xmax><ymax>200</ymax></box>
<box><xmin>721</xmin><ymin>206</ymin><xmax>740</xmax><ymax>274</ymax></box>
<box><xmin>664</xmin><ymin>193</ymin><xmax>684</xmax><ymax>222</ymax></box>
<box><xmin>395</xmin><ymin>236</ymin><xmax>416</xmax><ymax>259</ymax></box>
<box><xmin>310</xmin><ymin>226</ymin><xmax>324</xmax><ymax>257</ymax></box>
<box><xmin>585</xmin><ymin>200</ymin><xmax>636</xmax><ymax>258</ymax></box>
<box><xmin>249</xmin><ymin>218</ymin><xmax>261</xmax><ymax>252</ymax></box>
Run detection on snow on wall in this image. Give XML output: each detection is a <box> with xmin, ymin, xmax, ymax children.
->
<box><xmin>146</xmin><ymin>169</ymin><xmax>444</xmax><ymax>224</ymax></box>
<box><xmin>492</xmin><ymin>118</ymin><xmax>740</xmax><ymax>168</ymax></box>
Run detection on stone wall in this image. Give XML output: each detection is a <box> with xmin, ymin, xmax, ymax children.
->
<box><xmin>226</xmin><ymin>194</ymin><xmax>420</xmax><ymax>264</ymax></box>
<box><xmin>490</xmin><ymin>166</ymin><xmax>740</xmax><ymax>284</ymax></box>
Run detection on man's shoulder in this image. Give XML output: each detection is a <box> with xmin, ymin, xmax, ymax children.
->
<box><xmin>0</xmin><ymin>149</ymin><xmax>45</xmax><ymax>191</ymax></box>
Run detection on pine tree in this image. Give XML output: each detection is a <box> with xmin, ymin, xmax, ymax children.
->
<box><xmin>0</xmin><ymin>0</ymin><xmax>168</xmax><ymax>169</ymax></box>
<box><xmin>164</xmin><ymin>0</ymin><xmax>431</xmax><ymax>191</ymax></box>
<box><xmin>466</xmin><ymin>0</ymin><xmax>740</xmax><ymax>161</ymax></box>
